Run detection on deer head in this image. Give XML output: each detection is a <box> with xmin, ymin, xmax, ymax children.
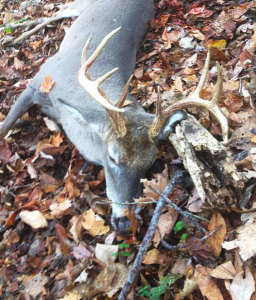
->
<box><xmin>75</xmin><ymin>28</ymin><xmax>228</xmax><ymax>234</ymax></box>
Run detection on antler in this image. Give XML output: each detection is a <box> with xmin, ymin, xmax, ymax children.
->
<box><xmin>78</xmin><ymin>27</ymin><xmax>131</xmax><ymax>136</ymax></box>
<box><xmin>78</xmin><ymin>27</ymin><xmax>124</xmax><ymax>113</ymax></box>
<box><xmin>149</xmin><ymin>52</ymin><xmax>229</xmax><ymax>143</ymax></box>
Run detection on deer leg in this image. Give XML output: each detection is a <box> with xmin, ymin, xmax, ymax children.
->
<box><xmin>0</xmin><ymin>87</ymin><xmax>35</xmax><ymax>139</ymax></box>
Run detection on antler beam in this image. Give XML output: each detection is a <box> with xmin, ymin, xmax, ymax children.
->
<box><xmin>150</xmin><ymin>52</ymin><xmax>229</xmax><ymax>143</ymax></box>
<box><xmin>78</xmin><ymin>27</ymin><xmax>124</xmax><ymax>112</ymax></box>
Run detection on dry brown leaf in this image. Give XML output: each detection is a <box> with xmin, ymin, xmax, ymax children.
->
<box><xmin>171</xmin><ymin>258</ymin><xmax>189</xmax><ymax>275</ymax></box>
<box><xmin>64</xmin><ymin>179</ymin><xmax>80</xmax><ymax>198</ymax></box>
<box><xmin>175</xmin><ymin>277</ymin><xmax>197</xmax><ymax>300</ymax></box>
<box><xmin>51</xmin><ymin>132</ymin><xmax>64</xmax><ymax>147</ymax></box>
<box><xmin>14</xmin><ymin>57</ymin><xmax>25</xmax><ymax>70</ymax></box>
<box><xmin>153</xmin><ymin>208</ymin><xmax>178</xmax><ymax>247</ymax></box>
<box><xmin>19</xmin><ymin>210</ymin><xmax>48</xmax><ymax>229</ymax></box>
<box><xmin>81</xmin><ymin>263</ymin><xmax>128</xmax><ymax>298</ymax></box>
<box><xmin>222</xmin><ymin>221</ymin><xmax>256</xmax><ymax>261</ymax></box>
<box><xmin>138</xmin><ymin>165</ymin><xmax>168</xmax><ymax>202</ymax></box>
<box><xmin>224</xmin><ymin>93</ymin><xmax>244</xmax><ymax>113</ymax></box>
<box><xmin>230</xmin><ymin>267</ymin><xmax>255</xmax><ymax>300</ymax></box>
<box><xmin>206</xmin><ymin>212</ymin><xmax>226</xmax><ymax>257</ymax></box>
<box><xmin>69</xmin><ymin>215</ymin><xmax>83</xmax><ymax>243</ymax></box>
<box><xmin>195</xmin><ymin>265</ymin><xmax>224</xmax><ymax>300</ymax></box>
<box><xmin>50</xmin><ymin>200</ymin><xmax>73</xmax><ymax>218</ymax></box>
<box><xmin>40</xmin><ymin>74</ymin><xmax>55</xmax><ymax>94</ymax></box>
<box><xmin>143</xmin><ymin>249</ymin><xmax>167</xmax><ymax>265</ymax></box>
<box><xmin>59</xmin><ymin>290</ymin><xmax>82</xmax><ymax>300</ymax></box>
<box><xmin>23</xmin><ymin>273</ymin><xmax>48</xmax><ymax>299</ymax></box>
<box><xmin>211</xmin><ymin>261</ymin><xmax>237</xmax><ymax>280</ymax></box>
<box><xmin>39</xmin><ymin>172</ymin><xmax>60</xmax><ymax>193</ymax></box>
<box><xmin>81</xmin><ymin>209</ymin><xmax>109</xmax><ymax>236</ymax></box>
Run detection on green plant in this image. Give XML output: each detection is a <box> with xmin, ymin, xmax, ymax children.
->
<box><xmin>149</xmin><ymin>273</ymin><xmax>183</xmax><ymax>300</ymax></box>
<box><xmin>138</xmin><ymin>285</ymin><xmax>151</xmax><ymax>298</ymax></box>
<box><xmin>112</xmin><ymin>243</ymin><xmax>131</xmax><ymax>257</ymax></box>
<box><xmin>173</xmin><ymin>221</ymin><xmax>184</xmax><ymax>234</ymax></box>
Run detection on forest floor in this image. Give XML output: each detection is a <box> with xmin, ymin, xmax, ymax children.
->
<box><xmin>0</xmin><ymin>0</ymin><xmax>256</xmax><ymax>299</ymax></box>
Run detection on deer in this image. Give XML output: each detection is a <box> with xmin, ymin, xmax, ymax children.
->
<box><xmin>0</xmin><ymin>0</ymin><xmax>228</xmax><ymax>234</ymax></box>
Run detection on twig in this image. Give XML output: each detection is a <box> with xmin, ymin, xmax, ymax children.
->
<box><xmin>118</xmin><ymin>170</ymin><xmax>186</xmax><ymax>300</ymax></box>
<box><xmin>151</xmin><ymin>187</ymin><xmax>206</xmax><ymax>233</ymax></box>
<box><xmin>0</xmin><ymin>185</ymin><xmax>16</xmax><ymax>198</ymax></box>
<box><xmin>13</xmin><ymin>3</ymin><xmax>84</xmax><ymax>44</ymax></box>
<box><xmin>159</xmin><ymin>225</ymin><xmax>222</xmax><ymax>250</ymax></box>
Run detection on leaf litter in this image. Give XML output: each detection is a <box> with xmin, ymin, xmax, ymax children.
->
<box><xmin>0</xmin><ymin>0</ymin><xmax>256</xmax><ymax>299</ymax></box>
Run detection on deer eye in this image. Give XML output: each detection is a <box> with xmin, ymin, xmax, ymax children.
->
<box><xmin>108</xmin><ymin>154</ymin><xmax>117</xmax><ymax>164</ymax></box>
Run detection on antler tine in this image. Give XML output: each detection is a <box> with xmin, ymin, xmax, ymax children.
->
<box><xmin>156</xmin><ymin>85</ymin><xmax>163</xmax><ymax>118</ymax></box>
<box><xmin>149</xmin><ymin>86</ymin><xmax>165</xmax><ymax>139</ymax></box>
<box><xmin>116</xmin><ymin>75</ymin><xmax>133</xmax><ymax>108</ymax></box>
<box><xmin>161</xmin><ymin>52</ymin><xmax>229</xmax><ymax>143</ymax></box>
<box><xmin>194</xmin><ymin>51</ymin><xmax>210</xmax><ymax>96</ymax></box>
<box><xmin>81</xmin><ymin>34</ymin><xmax>92</xmax><ymax>66</ymax></box>
<box><xmin>78</xmin><ymin>27</ymin><xmax>124</xmax><ymax>113</ymax></box>
<box><xmin>83</xmin><ymin>27</ymin><xmax>121</xmax><ymax>73</ymax></box>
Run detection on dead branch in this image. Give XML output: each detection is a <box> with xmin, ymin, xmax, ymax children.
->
<box><xmin>159</xmin><ymin>225</ymin><xmax>222</xmax><ymax>250</ymax></box>
<box><xmin>12</xmin><ymin>2</ymin><xmax>85</xmax><ymax>44</ymax></box>
<box><xmin>118</xmin><ymin>170</ymin><xmax>186</xmax><ymax>300</ymax></box>
<box><xmin>169</xmin><ymin>114</ymin><xmax>246</xmax><ymax>209</ymax></box>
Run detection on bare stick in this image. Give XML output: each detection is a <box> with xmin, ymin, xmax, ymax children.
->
<box><xmin>118</xmin><ymin>170</ymin><xmax>186</xmax><ymax>300</ymax></box>
<box><xmin>159</xmin><ymin>225</ymin><xmax>222</xmax><ymax>250</ymax></box>
<box><xmin>13</xmin><ymin>3</ymin><xmax>83</xmax><ymax>44</ymax></box>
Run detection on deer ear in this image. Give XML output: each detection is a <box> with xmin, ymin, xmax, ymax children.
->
<box><xmin>158</xmin><ymin>110</ymin><xmax>187</xmax><ymax>140</ymax></box>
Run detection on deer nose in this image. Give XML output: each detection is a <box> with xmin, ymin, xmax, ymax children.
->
<box><xmin>112</xmin><ymin>217</ymin><xmax>130</xmax><ymax>235</ymax></box>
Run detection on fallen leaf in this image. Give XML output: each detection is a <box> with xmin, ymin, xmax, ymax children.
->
<box><xmin>143</xmin><ymin>248</ymin><xmax>167</xmax><ymax>265</ymax></box>
<box><xmin>73</xmin><ymin>243</ymin><xmax>91</xmax><ymax>260</ymax></box>
<box><xmin>153</xmin><ymin>208</ymin><xmax>178</xmax><ymax>247</ymax></box>
<box><xmin>224</xmin><ymin>93</ymin><xmax>244</xmax><ymax>113</ymax></box>
<box><xmin>211</xmin><ymin>261</ymin><xmax>237</xmax><ymax>280</ymax></box>
<box><xmin>81</xmin><ymin>263</ymin><xmax>128</xmax><ymax>298</ymax></box>
<box><xmin>14</xmin><ymin>57</ymin><xmax>25</xmax><ymax>70</ymax></box>
<box><xmin>81</xmin><ymin>209</ymin><xmax>109</xmax><ymax>236</ymax></box>
<box><xmin>138</xmin><ymin>165</ymin><xmax>168</xmax><ymax>203</ymax></box>
<box><xmin>51</xmin><ymin>132</ymin><xmax>63</xmax><ymax>147</ymax></box>
<box><xmin>59</xmin><ymin>290</ymin><xmax>82</xmax><ymax>300</ymax></box>
<box><xmin>206</xmin><ymin>212</ymin><xmax>226</xmax><ymax>257</ymax></box>
<box><xmin>23</xmin><ymin>273</ymin><xmax>48</xmax><ymax>299</ymax></box>
<box><xmin>50</xmin><ymin>199</ymin><xmax>73</xmax><ymax>218</ymax></box>
<box><xmin>19</xmin><ymin>210</ymin><xmax>48</xmax><ymax>229</ymax></box>
<box><xmin>0</xmin><ymin>140</ymin><xmax>11</xmax><ymax>163</ymax></box>
<box><xmin>171</xmin><ymin>258</ymin><xmax>189</xmax><ymax>275</ymax></box>
<box><xmin>27</xmin><ymin>163</ymin><xmax>37</xmax><ymax>179</ymax></box>
<box><xmin>69</xmin><ymin>215</ymin><xmax>83</xmax><ymax>243</ymax></box>
<box><xmin>195</xmin><ymin>265</ymin><xmax>224</xmax><ymax>300</ymax></box>
<box><xmin>186</xmin><ymin>237</ymin><xmax>212</xmax><ymax>259</ymax></box>
<box><xmin>74</xmin><ymin>270</ymin><xmax>88</xmax><ymax>284</ymax></box>
<box><xmin>40</xmin><ymin>74</ymin><xmax>55</xmax><ymax>94</ymax></box>
<box><xmin>95</xmin><ymin>243</ymin><xmax>119</xmax><ymax>265</ymax></box>
<box><xmin>222</xmin><ymin>221</ymin><xmax>256</xmax><ymax>261</ymax></box>
<box><xmin>206</xmin><ymin>39</ymin><xmax>227</xmax><ymax>50</ymax></box>
<box><xmin>55</xmin><ymin>223</ymin><xmax>72</xmax><ymax>254</ymax></box>
<box><xmin>230</xmin><ymin>267</ymin><xmax>255</xmax><ymax>300</ymax></box>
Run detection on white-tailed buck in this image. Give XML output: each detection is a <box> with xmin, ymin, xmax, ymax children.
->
<box><xmin>0</xmin><ymin>0</ymin><xmax>228</xmax><ymax>233</ymax></box>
